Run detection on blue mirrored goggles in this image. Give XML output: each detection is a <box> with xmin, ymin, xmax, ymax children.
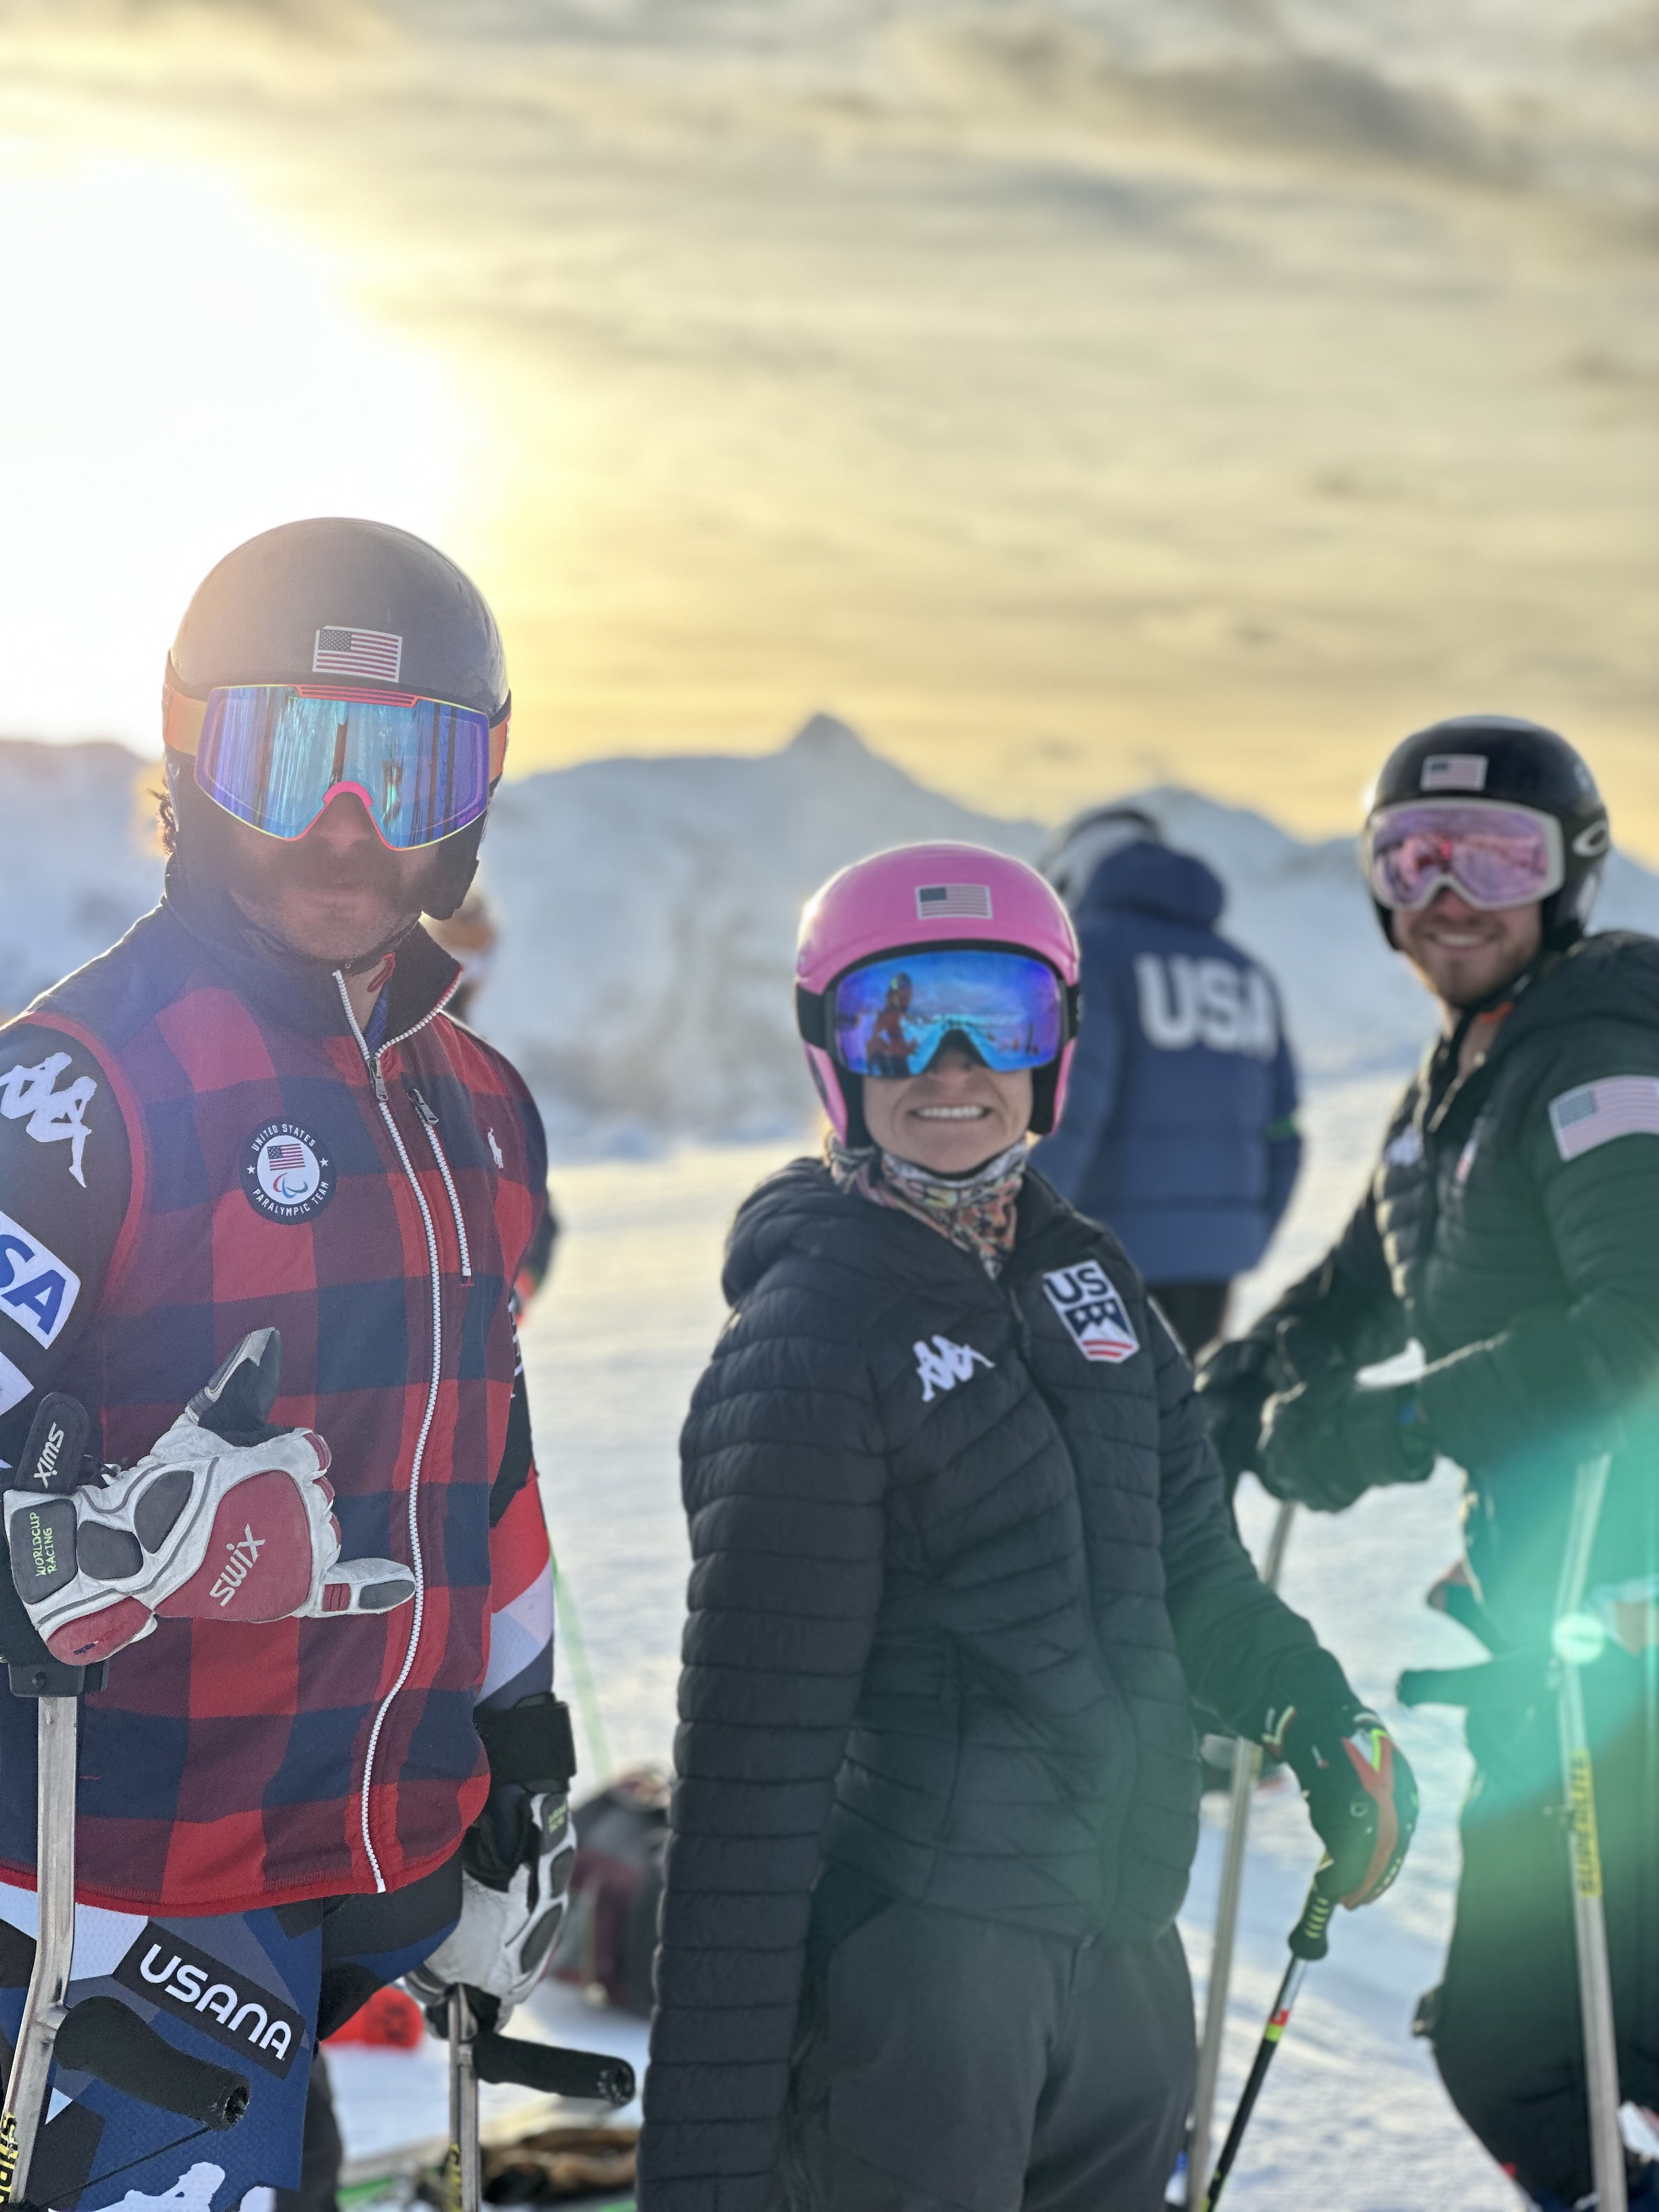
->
<box><xmin>182</xmin><ymin>684</ymin><xmax>505</xmax><ymax>849</ymax></box>
<box><xmin>830</xmin><ymin>949</ymin><xmax>1067</xmax><ymax>1078</ymax></box>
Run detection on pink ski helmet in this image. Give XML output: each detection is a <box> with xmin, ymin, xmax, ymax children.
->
<box><xmin>795</xmin><ymin>841</ymin><xmax>1081</xmax><ymax>1142</ymax></box>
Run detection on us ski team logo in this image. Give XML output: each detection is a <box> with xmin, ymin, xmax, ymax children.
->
<box><xmin>242</xmin><ymin>1120</ymin><xmax>336</xmax><ymax>1224</ymax></box>
<box><xmin>1042</xmin><ymin>1262</ymin><xmax>1140</xmax><ymax>1365</ymax></box>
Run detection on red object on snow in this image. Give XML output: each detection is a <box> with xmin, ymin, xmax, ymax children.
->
<box><xmin>324</xmin><ymin>1985</ymin><xmax>426</xmax><ymax>2049</ymax></box>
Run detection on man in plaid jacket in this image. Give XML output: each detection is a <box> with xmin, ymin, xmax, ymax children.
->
<box><xmin>0</xmin><ymin>521</ymin><xmax>573</xmax><ymax>2212</ymax></box>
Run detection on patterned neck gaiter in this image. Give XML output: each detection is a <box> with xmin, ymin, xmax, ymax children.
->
<box><xmin>826</xmin><ymin>1133</ymin><xmax>1028</xmax><ymax>1277</ymax></box>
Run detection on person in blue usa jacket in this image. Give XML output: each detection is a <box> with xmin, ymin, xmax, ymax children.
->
<box><xmin>1033</xmin><ymin>805</ymin><xmax>1301</xmax><ymax>1357</ymax></box>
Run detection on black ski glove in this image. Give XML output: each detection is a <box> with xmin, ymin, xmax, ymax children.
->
<box><xmin>1271</xmin><ymin>1698</ymin><xmax>1418</xmax><ymax>1908</ymax></box>
<box><xmin>1193</xmin><ymin>1333</ymin><xmax>1283</xmax><ymax>1486</ymax></box>
<box><xmin>1255</xmin><ymin>1324</ymin><xmax>1435</xmax><ymax>1511</ymax></box>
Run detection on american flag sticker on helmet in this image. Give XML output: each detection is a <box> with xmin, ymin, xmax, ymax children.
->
<box><xmin>1420</xmin><ymin>754</ymin><xmax>1488</xmax><ymax>793</ymax></box>
<box><xmin>313</xmin><ymin>626</ymin><xmax>403</xmax><ymax>683</ymax></box>
<box><xmin>916</xmin><ymin>884</ymin><xmax>993</xmax><ymax>920</ymax></box>
<box><xmin>1549</xmin><ymin>1076</ymin><xmax>1659</xmax><ymax>1162</ymax></box>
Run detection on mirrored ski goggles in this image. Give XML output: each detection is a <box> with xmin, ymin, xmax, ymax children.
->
<box><xmin>163</xmin><ymin>682</ymin><xmax>509</xmax><ymax>849</ymax></box>
<box><xmin>827</xmin><ymin>948</ymin><xmax>1069</xmax><ymax>1078</ymax></box>
<box><xmin>1364</xmin><ymin>801</ymin><xmax>1565</xmax><ymax>913</ymax></box>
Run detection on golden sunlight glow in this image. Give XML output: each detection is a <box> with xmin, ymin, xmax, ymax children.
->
<box><xmin>0</xmin><ymin>148</ymin><xmax>465</xmax><ymax>749</ymax></box>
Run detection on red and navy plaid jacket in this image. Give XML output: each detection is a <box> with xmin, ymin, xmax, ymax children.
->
<box><xmin>0</xmin><ymin>882</ymin><xmax>551</xmax><ymax>1915</ymax></box>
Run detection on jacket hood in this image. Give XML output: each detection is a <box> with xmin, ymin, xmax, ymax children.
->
<box><xmin>721</xmin><ymin>1156</ymin><xmax>1083</xmax><ymax>1308</ymax></box>
<box><xmin>1080</xmin><ymin>840</ymin><xmax>1225</xmax><ymax>928</ymax></box>
<box><xmin>1502</xmin><ymin>930</ymin><xmax>1659</xmax><ymax>1047</ymax></box>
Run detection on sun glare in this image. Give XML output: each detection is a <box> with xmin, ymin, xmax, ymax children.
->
<box><xmin>0</xmin><ymin>148</ymin><xmax>465</xmax><ymax>751</ymax></box>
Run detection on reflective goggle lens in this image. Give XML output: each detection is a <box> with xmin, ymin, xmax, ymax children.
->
<box><xmin>195</xmin><ymin>685</ymin><xmax>495</xmax><ymax>849</ymax></box>
<box><xmin>830</xmin><ymin>949</ymin><xmax>1065</xmax><ymax>1077</ymax></box>
<box><xmin>1365</xmin><ymin>802</ymin><xmax>1564</xmax><ymax>913</ymax></box>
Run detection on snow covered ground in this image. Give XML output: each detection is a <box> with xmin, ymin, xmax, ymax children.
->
<box><xmin>511</xmin><ymin>1071</ymin><xmax>1525</xmax><ymax>2210</ymax></box>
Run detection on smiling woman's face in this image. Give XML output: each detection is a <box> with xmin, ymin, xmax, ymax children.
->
<box><xmin>861</xmin><ymin>1041</ymin><xmax>1032</xmax><ymax>1174</ymax></box>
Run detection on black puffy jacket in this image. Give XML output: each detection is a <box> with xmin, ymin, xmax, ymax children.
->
<box><xmin>638</xmin><ymin>1162</ymin><xmax>1352</xmax><ymax>2210</ymax></box>
<box><xmin>1245</xmin><ymin>932</ymin><xmax>1659</xmax><ymax>1642</ymax></box>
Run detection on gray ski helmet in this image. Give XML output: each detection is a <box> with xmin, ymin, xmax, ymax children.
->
<box><xmin>162</xmin><ymin>518</ymin><xmax>509</xmax><ymax>918</ymax></box>
<box><xmin>1038</xmin><ymin>803</ymin><xmax>1162</xmax><ymax>915</ymax></box>
<box><xmin>1365</xmin><ymin>714</ymin><xmax>1610</xmax><ymax>950</ymax></box>
<box><xmin>166</xmin><ymin>517</ymin><xmax>507</xmax><ymax>717</ymax></box>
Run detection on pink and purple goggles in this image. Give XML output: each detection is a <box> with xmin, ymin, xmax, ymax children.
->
<box><xmin>165</xmin><ymin>682</ymin><xmax>509</xmax><ymax>850</ymax></box>
<box><xmin>1364</xmin><ymin>801</ymin><xmax>1565</xmax><ymax>913</ymax></box>
<box><xmin>828</xmin><ymin>947</ymin><xmax>1069</xmax><ymax>1079</ymax></box>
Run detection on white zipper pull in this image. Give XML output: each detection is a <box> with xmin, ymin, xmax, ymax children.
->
<box><xmin>370</xmin><ymin>1057</ymin><xmax>388</xmax><ymax>1105</ymax></box>
<box><xmin>408</xmin><ymin>1082</ymin><xmax>472</xmax><ymax>1281</ymax></box>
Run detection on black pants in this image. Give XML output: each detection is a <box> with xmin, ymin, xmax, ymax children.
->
<box><xmin>772</xmin><ymin>1884</ymin><xmax>1194</xmax><ymax>2212</ymax></box>
<box><xmin>1146</xmin><ymin>1282</ymin><xmax>1231</xmax><ymax>1359</ymax></box>
<box><xmin>272</xmin><ymin>1853</ymin><xmax>462</xmax><ymax>2212</ymax></box>
<box><xmin>1430</xmin><ymin>1671</ymin><xmax>1659</xmax><ymax>2205</ymax></box>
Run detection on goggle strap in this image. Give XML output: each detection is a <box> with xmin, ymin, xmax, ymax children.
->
<box><xmin>795</xmin><ymin>985</ymin><xmax>828</xmax><ymax>1048</ymax></box>
<box><xmin>162</xmin><ymin>682</ymin><xmax>207</xmax><ymax>759</ymax></box>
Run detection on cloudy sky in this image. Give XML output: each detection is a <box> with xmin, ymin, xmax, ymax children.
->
<box><xmin>1</xmin><ymin>0</ymin><xmax>1655</xmax><ymax>845</ymax></box>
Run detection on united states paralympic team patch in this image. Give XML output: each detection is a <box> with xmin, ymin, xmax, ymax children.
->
<box><xmin>242</xmin><ymin>1120</ymin><xmax>336</xmax><ymax>1224</ymax></box>
<box><xmin>1042</xmin><ymin>1261</ymin><xmax>1141</xmax><ymax>1364</ymax></box>
<box><xmin>1549</xmin><ymin>1077</ymin><xmax>1659</xmax><ymax>1163</ymax></box>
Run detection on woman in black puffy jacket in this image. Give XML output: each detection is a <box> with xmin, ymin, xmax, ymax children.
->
<box><xmin>637</xmin><ymin>842</ymin><xmax>1417</xmax><ymax>2212</ymax></box>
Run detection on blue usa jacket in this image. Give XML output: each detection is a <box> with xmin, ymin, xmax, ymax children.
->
<box><xmin>1032</xmin><ymin>840</ymin><xmax>1300</xmax><ymax>1283</ymax></box>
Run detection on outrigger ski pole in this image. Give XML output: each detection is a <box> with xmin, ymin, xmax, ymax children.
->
<box><xmin>1183</xmin><ymin>1499</ymin><xmax>1296</xmax><ymax>2206</ymax></box>
<box><xmin>439</xmin><ymin>1990</ymin><xmax>637</xmax><ymax>2212</ymax></box>
<box><xmin>1553</xmin><ymin>1454</ymin><xmax>1626</xmax><ymax>2212</ymax></box>
<box><xmin>1197</xmin><ymin>1874</ymin><xmax>1335</xmax><ymax>2212</ymax></box>
<box><xmin>1</xmin><ymin>1392</ymin><xmax>252</xmax><ymax>2210</ymax></box>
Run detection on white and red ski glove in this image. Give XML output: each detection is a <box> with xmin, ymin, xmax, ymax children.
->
<box><xmin>4</xmin><ymin>1330</ymin><xmax>415</xmax><ymax>1666</ymax></box>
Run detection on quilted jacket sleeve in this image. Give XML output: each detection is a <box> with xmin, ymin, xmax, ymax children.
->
<box><xmin>1153</xmin><ymin>1309</ymin><xmax>1352</xmax><ymax>1737</ymax></box>
<box><xmin>1417</xmin><ymin>1023</ymin><xmax>1659</xmax><ymax>1472</ymax></box>
<box><xmin>637</xmin><ymin>1278</ymin><xmax>889</xmax><ymax>2212</ymax></box>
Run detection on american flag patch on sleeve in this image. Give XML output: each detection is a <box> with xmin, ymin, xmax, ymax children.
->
<box><xmin>916</xmin><ymin>883</ymin><xmax>993</xmax><ymax>920</ymax></box>
<box><xmin>1548</xmin><ymin>1076</ymin><xmax>1659</xmax><ymax>1161</ymax></box>
<box><xmin>313</xmin><ymin>626</ymin><xmax>403</xmax><ymax>682</ymax></box>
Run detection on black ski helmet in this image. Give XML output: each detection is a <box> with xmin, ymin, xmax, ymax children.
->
<box><xmin>1364</xmin><ymin>714</ymin><xmax>1610</xmax><ymax>951</ymax></box>
<box><xmin>162</xmin><ymin>517</ymin><xmax>510</xmax><ymax>919</ymax></box>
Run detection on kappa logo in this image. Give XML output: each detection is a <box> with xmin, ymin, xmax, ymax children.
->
<box><xmin>913</xmin><ymin>1334</ymin><xmax>994</xmax><ymax>1404</ymax></box>
<box><xmin>114</xmin><ymin>1923</ymin><xmax>305</xmax><ymax>2078</ymax></box>
<box><xmin>1042</xmin><ymin>1262</ymin><xmax>1141</xmax><ymax>1365</ymax></box>
<box><xmin>209</xmin><ymin>1523</ymin><xmax>267</xmax><ymax>1609</ymax></box>
<box><xmin>0</xmin><ymin>1054</ymin><xmax>95</xmax><ymax>1187</ymax></box>
<box><xmin>1383</xmin><ymin>1124</ymin><xmax>1424</xmax><ymax>1169</ymax></box>
<box><xmin>242</xmin><ymin>1119</ymin><xmax>336</xmax><ymax>1224</ymax></box>
<box><xmin>0</xmin><ymin>1206</ymin><xmax>81</xmax><ymax>1351</ymax></box>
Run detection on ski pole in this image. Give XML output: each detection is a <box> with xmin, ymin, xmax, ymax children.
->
<box><xmin>1184</xmin><ymin>1499</ymin><xmax>1296</xmax><ymax>2206</ymax></box>
<box><xmin>1</xmin><ymin>1396</ymin><xmax>250</xmax><ymax>2206</ymax></box>
<box><xmin>444</xmin><ymin>1988</ymin><xmax>482</xmax><ymax>2212</ymax></box>
<box><xmin>441</xmin><ymin>1988</ymin><xmax>635</xmax><ymax>2212</ymax></box>
<box><xmin>1198</xmin><ymin>1873</ymin><xmax>1334</xmax><ymax>2212</ymax></box>
<box><xmin>1552</xmin><ymin>1453</ymin><xmax>1626</xmax><ymax>2212</ymax></box>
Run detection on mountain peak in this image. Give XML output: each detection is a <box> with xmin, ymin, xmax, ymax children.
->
<box><xmin>786</xmin><ymin>711</ymin><xmax>870</xmax><ymax>760</ymax></box>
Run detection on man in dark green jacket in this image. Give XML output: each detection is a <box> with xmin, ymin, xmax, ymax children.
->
<box><xmin>1198</xmin><ymin>715</ymin><xmax>1659</xmax><ymax>2210</ymax></box>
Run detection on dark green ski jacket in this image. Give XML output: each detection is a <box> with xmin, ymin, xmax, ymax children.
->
<box><xmin>1256</xmin><ymin>930</ymin><xmax>1659</xmax><ymax>1643</ymax></box>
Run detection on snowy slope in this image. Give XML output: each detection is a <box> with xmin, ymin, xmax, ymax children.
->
<box><xmin>5</xmin><ymin>725</ymin><xmax>1659</xmax><ymax>1147</ymax></box>
<box><xmin>0</xmin><ymin>740</ymin><xmax>166</xmax><ymax>1021</ymax></box>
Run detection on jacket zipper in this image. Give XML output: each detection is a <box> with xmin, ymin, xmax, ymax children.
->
<box><xmin>334</xmin><ymin>973</ymin><xmax>459</xmax><ymax>1890</ymax></box>
<box><xmin>409</xmin><ymin>1082</ymin><xmax>472</xmax><ymax>1282</ymax></box>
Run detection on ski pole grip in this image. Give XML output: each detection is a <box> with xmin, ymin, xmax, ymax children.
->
<box><xmin>55</xmin><ymin>1998</ymin><xmax>251</xmax><ymax>2130</ymax></box>
<box><xmin>470</xmin><ymin>2032</ymin><xmax>635</xmax><ymax>2108</ymax></box>
<box><xmin>1288</xmin><ymin>1881</ymin><xmax>1335</xmax><ymax>1962</ymax></box>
